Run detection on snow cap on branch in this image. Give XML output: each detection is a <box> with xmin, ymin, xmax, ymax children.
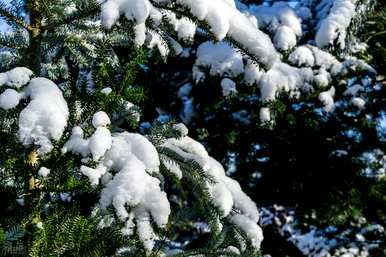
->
<box><xmin>315</xmin><ymin>0</ymin><xmax>356</xmax><ymax>49</ymax></box>
<box><xmin>99</xmin><ymin>0</ymin><xmax>279</xmax><ymax>68</ymax></box>
<box><xmin>162</xmin><ymin>129</ymin><xmax>263</xmax><ymax>248</ymax></box>
<box><xmin>0</xmin><ymin>68</ymin><xmax>69</xmax><ymax>155</ymax></box>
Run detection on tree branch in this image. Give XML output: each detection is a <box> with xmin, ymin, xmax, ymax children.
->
<box><xmin>41</xmin><ymin>4</ymin><xmax>100</xmax><ymax>32</ymax></box>
<box><xmin>0</xmin><ymin>5</ymin><xmax>32</xmax><ymax>31</ymax></box>
<box><xmin>366</xmin><ymin>30</ymin><xmax>386</xmax><ymax>43</ymax></box>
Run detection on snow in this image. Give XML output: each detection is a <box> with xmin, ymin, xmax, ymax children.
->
<box><xmin>296</xmin><ymin>6</ymin><xmax>312</xmax><ymax>21</ymax></box>
<box><xmin>177</xmin><ymin>83</ymin><xmax>193</xmax><ymax>98</ymax></box>
<box><xmin>173</xmin><ymin>123</ymin><xmax>189</xmax><ymax>137</ymax></box>
<box><xmin>308</xmin><ymin>46</ymin><xmax>343</xmax><ymax>72</ymax></box>
<box><xmin>100</xmin><ymin>133</ymin><xmax>169</xmax><ymax>251</ymax></box>
<box><xmin>319</xmin><ymin>86</ymin><xmax>336</xmax><ymax>112</ymax></box>
<box><xmin>89</xmin><ymin>126</ymin><xmax>112</xmax><ymax>161</ymax></box>
<box><xmin>289</xmin><ymin>46</ymin><xmax>315</xmax><ymax>67</ymax></box>
<box><xmin>117</xmin><ymin>132</ymin><xmax>160</xmax><ymax>174</ymax></box>
<box><xmin>64</xmin><ymin>115</ymin><xmax>167</xmax><ymax>252</ymax></box>
<box><xmin>230</xmin><ymin>214</ymin><xmax>263</xmax><ymax>248</ymax></box>
<box><xmin>376</xmin><ymin>112</ymin><xmax>386</xmax><ymax>142</ymax></box>
<box><xmin>147</xmin><ymin>31</ymin><xmax>169</xmax><ymax>57</ymax></box>
<box><xmin>244</xmin><ymin>61</ymin><xmax>263</xmax><ymax>86</ymax></box>
<box><xmin>175</xmin><ymin>17</ymin><xmax>196</xmax><ymax>40</ymax></box>
<box><xmin>161</xmin><ymin>157</ymin><xmax>183</xmax><ymax>179</ymax></box>
<box><xmin>0</xmin><ymin>67</ymin><xmax>33</xmax><ymax>88</ymax></box>
<box><xmin>99</xmin><ymin>0</ymin><xmax>279</xmax><ymax>68</ymax></box>
<box><xmin>259</xmin><ymin>62</ymin><xmax>313</xmax><ymax>101</ymax></box>
<box><xmin>344</xmin><ymin>84</ymin><xmax>364</xmax><ymax>96</ymax></box>
<box><xmin>101</xmin><ymin>87</ymin><xmax>112</xmax><ymax>95</ymax></box>
<box><xmin>260</xmin><ymin>107</ymin><xmax>271</xmax><ymax>123</ymax></box>
<box><xmin>92</xmin><ymin>111</ymin><xmax>111</xmax><ymax>128</ymax></box>
<box><xmin>221</xmin><ymin>78</ymin><xmax>237</xmax><ymax>96</ymax></box>
<box><xmin>0</xmin><ymin>0</ymin><xmax>378</xmax><ymax>253</ymax></box>
<box><xmin>352</xmin><ymin>97</ymin><xmax>366</xmax><ymax>109</ymax></box>
<box><xmin>250</xmin><ymin>2</ymin><xmax>302</xmax><ymax>36</ymax></box>
<box><xmin>0</xmin><ymin>73</ymin><xmax>7</xmax><ymax>85</ymax></box>
<box><xmin>315</xmin><ymin>0</ymin><xmax>356</xmax><ymax>49</ymax></box>
<box><xmin>288</xmin><ymin>45</ymin><xmax>346</xmax><ymax>75</ymax></box>
<box><xmin>62</xmin><ymin>126</ymin><xmax>90</xmax><ymax>157</ymax></box>
<box><xmin>135</xmin><ymin>212</ymin><xmax>157</xmax><ymax>251</ymax></box>
<box><xmin>163</xmin><ymin>11</ymin><xmax>196</xmax><ymax>40</ymax></box>
<box><xmin>194</xmin><ymin>41</ymin><xmax>244</xmax><ymax>81</ymax></box>
<box><xmin>99</xmin><ymin>0</ymin><xmax>150</xmax><ymax>29</ymax></box>
<box><xmin>260</xmin><ymin>205</ymin><xmax>384</xmax><ymax>257</ymax></box>
<box><xmin>134</xmin><ymin>23</ymin><xmax>146</xmax><ymax>46</ymax></box>
<box><xmin>314</xmin><ymin>69</ymin><xmax>331</xmax><ymax>87</ymax></box>
<box><xmin>180</xmin><ymin>97</ymin><xmax>194</xmax><ymax>124</ymax></box>
<box><xmin>63</xmin><ymin>112</ymin><xmax>112</xmax><ymax>161</ymax></box>
<box><xmin>0</xmin><ymin>89</ymin><xmax>22</xmax><ymax>110</ymax></box>
<box><xmin>249</xmin><ymin>2</ymin><xmax>301</xmax><ymax>51</ymax></box>
<box><xmin>38</xmin><ymin>167</ymin><xmax>50</xmax><ymax>177</ymax></box>
<box><xmin>60</xmin><ymin>193</ymin><xmax>72</xmax><ymax>202</ymax></box>
<box><xmin>359</xmin><ymin>149</ymin><xmax>386</xmax><ymax>179</ymax></box>
<box><xmin>17</xmin><ymin>78</ymin><xmax>69</xmax><ymax>154</ymax></box>
<box><xmin>162</xmin><ymin>130</ymin><xmax>263</xmax><ymax>249</ymax></box>
<box><xmin>80</xmin><ymin>165</ymin><xmax>107</xmax><ymax>187</ymax></box>
<box><xmin>273</xmin><ymin>25</ymin><xmax>297</xmax><ymax>51</ymax></box>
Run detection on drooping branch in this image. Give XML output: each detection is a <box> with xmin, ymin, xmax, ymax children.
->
<box><xmin>149</xmin><ymin>1</ymin><xmax>274</xmax><ymax>71</ymax></box>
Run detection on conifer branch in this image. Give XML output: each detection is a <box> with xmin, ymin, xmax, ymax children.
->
<box><xmin>41</xmin><ymin>3</ymin><xmax>100</xmax><ymax>32</ymax></box>
<box><xmin>0</xmin><ymin>4</ymin><xmax>32</xmax><ymax>31</ymax></box>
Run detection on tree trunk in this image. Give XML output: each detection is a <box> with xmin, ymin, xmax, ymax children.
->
<box><xmin>27</xmin><ymin>0</ymin><xmax>42</xmax><ymax>74</ymax></box>
<box><xmin>24</xmin><ymin>148</ymin><xmax>41</xmax><ymax>255</ymax></box>
<box><xmin>23</xmin><ymin>2</ymin><xmax>43</xmax><ymax>252</ymax></box>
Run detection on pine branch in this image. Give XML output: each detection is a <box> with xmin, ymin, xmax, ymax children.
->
<box><xmin>149</xmin><ymin>1</ymin><xmax>271</xmax><ymax>70</ymax></box>
<box><xmin>366</xmin><ymin>30</ymin><xmax>386</xmax><ymax>42</ymax></box>
<box><xmin>0</xmin><ymin>3</ymin><xmax>32</xmax><ymax>31</ymax></box>
<box><xmin>41</xmin><ymin>2</ymin><xmax>100</xmax><ymax>32</ymax></box>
